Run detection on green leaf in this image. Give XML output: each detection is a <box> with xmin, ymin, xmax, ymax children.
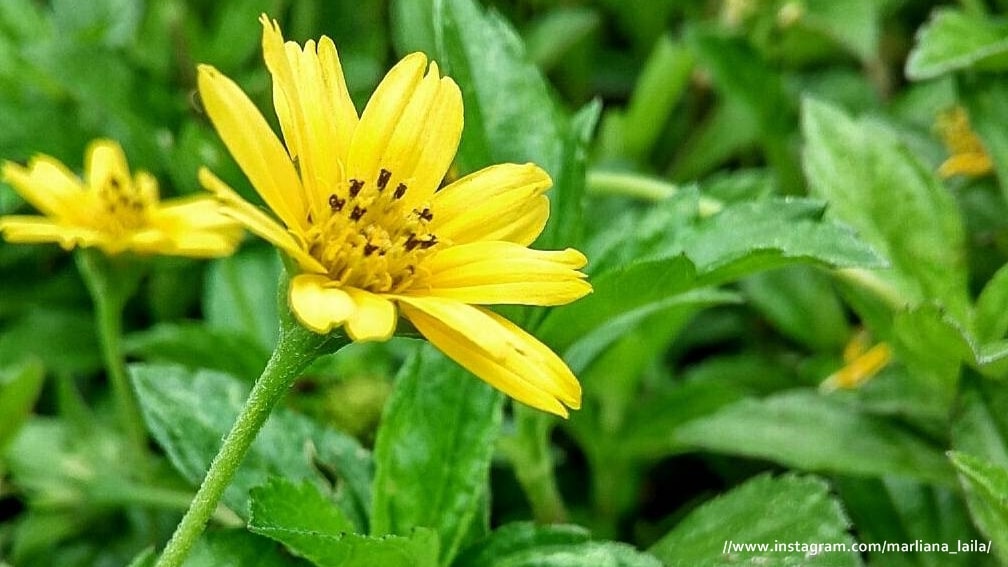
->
<box><xmin>537</xmin><ymin>256</ymin><xmax>703</xmax><ymax>352</ymax></box>
<box><xmin>0</xmin><ymin>309</ymin><xmax>102</xmax><ymax>376</ymax></box>
<box><xmin>906</xmin><ymin>8</ymin><xmax>1008</xmax><ymax>80</ymax></box>
<box><xmin>802</xmin><ymin>97</ymin><xmax>970</xmax><ymax>323</ymax></box>
<box><xmin>651</xmin><ymin>473</ymin><xmax>861</xmax><ymax>567</ymax></box>
<box><xmin>130</xmin><ymin>365</ymin><xmax>372</xmax><ymax>528</ymax></box>
<box><xmin>620</xmin><ymin>36</ymin><xmax>693</xmax><ymax>162</ymax></box>
<box><xmin>249</xmin><ymin>477</ymin><xmax>355</xmax><ymax>538</ymax></box>
<box><xmin>248</xmin><ymin>526</ymin><xmax>438</xmax><ymax>567</ymax></box>
<box><xmin>124</xmin><ymin>322</ymin><xmax>270</xmax><ymax>380</ymax></box>
<box><xmin>433</xmin><ymin>0</ymin><xmax>593</xmax><ymax>250</ymax></box>
<box><xmin>741</xmin><ymin>265</ymin><xmax>850</xmax><ymax>351</ymax></box>
<box><xmin>390</xmin><ymin>0</ymin><xmax>436</xmax><ymax>55</ymax></box>
<box><xmin>434</xmin><ymin>0</ymin><xmax>562</xmax><ymax>174</ymax></box>
<box><xmin>454</xmin><ymin>522</ymin><xmax>590</xmax><ymax>567</ymax></box>
<box><xmin>456</xmin><ymin>522</ymin><xmax>661</xmax><ymax>567</ymax></box>
<box><xmin>952</xmin><ymin>377</ymin><xmax>1008</xmax><ymax>471</ymax></box>
<box><xmin>184</xmin><ymin>529</ymin><xmax>303</xmax><ymax>567</ymax></box>
<box><xmin>948</xmin><ymin>451</ymin><xmax>1008</xmax><ymax>564</ymax></box>
<box><xmin>0</xmin><ymin>358</ymin><xmax>44</xmax><ymax>450</ymax></box>
<box><xmin>800</xmin><ymin>0</ymin><xmax>881</xmax><ymax>61</ymax></box>
<box><xmin>203</xmin><ymin>246</ymin><xmax>282</xmax><ymax>352</ymax></box>
<box><xmin>673</xmin><ymin>391</ymin><xmax>955</xmax><ymax>485</ymax></box>
<box><xmin>975</xmin><ymin>262</ymin><xmax>1008</xmax><ymax>344</ymax></box>
<box><xmin>126</xmin><ymin>547</ymin><xmax>155</xmax><ymax>567</ymax></box>
<box><xmin>371</xmin><ymin>345</ymin><xmax>502</xmax><ymax>565</ymax></box>
<box><xmin>524</xmin><ymin>7</ymin><xmax>600</xmax><ymax>71</ymax></box>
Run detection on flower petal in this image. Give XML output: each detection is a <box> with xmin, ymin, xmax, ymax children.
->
<box><xmin>431</xmin><ymin>163</ymin><xmax>551</xmax><ymax>245</ymax></box>
<box><xmin>197</xmin><ymin>64</ymin><xmax>308</xmax><ymax>232</ymax></box>
<box><xmin>261</xmin><ymin>16</ymin><xmax>358</xmax><ymax>218</ymax></box>
<box><xmin>397</xmin><ymin>295</ymin><xmax>581</xmax><ymax>416</ymax></box>
<box><xmin>1</xmin><ymin>156</ymin><xmax>85</xmax><ymax>221</ymax></box>
<box><xmin>85</xmin><ymin>139</ymin><xmax>132</xmax><ymax>192</ymax></box>
<box><xmin>0</xmin><ymin>215</ymin><xmax>110</xmax><ymax>251</ymax></box>
<box><xmin>347</xmin><ymin>54</ymin><xmax>462</xmax><ymax>205</ymax></box>
<box><xmin>289</xmin><ymin>274</ymin><xmax>356</xmax><ymax>333</ymax></box>
<box><xmin>199</xmin><ymin>168</ymin><xmax>325</xmax><ymax>273</ymax></box>
<box><xmin>344</xmin><ymin>288</ymin><xmax>397</xmax><ymax>341</ymax></box>
<box><xmin>413</xmin><ymin>241</ymin><xmax>590</xmax><ymax>305</ymax></box>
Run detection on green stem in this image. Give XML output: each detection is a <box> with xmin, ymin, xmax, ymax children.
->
<box><xmin>154</xmin><ymin>320</ymin><xmax>341</xmax><ymax>567</ymax></box>
<box><xmin>586</xmin><ymin>170</ymin><xmax>724</xmax><ymax>215</ymax></box>
<box><xmin>503</xmin><ymin>406</ymin><xmax>568</xmax><ymax>524</ymax></box>
<box><xmin>77</xmin><ymin>250</ymin><xmax>147</xmax><ymax>463</ymax></box>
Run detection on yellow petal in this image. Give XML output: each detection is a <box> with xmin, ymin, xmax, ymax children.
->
<box><xmin>261</xmin><ymin>16</ymin><xmax>357</xmax><ymax>219</ymax></box>
<box><xmin>2</xmin><ymin>156</ymin><xmax>86</xmax><ymax>221</ymax></box>
<box><xmin>431</xmin><ymin>163</ymin><xmax>552</xmax><ymax>245</ymax></box>
<box><xmin>199</xmin><ymin>168</ymin><xmax>325</xmax><ymax>273</ymax></box>
<box><xmin>397</xmin><ymin>295</ymin><xmax>581</xmax><ymax>416</ymax></box>
<box><xmin>85</xmin><ymin>139</ymin><xmax>131</xmax><ymax>191</ymax></box>
<box><xmin>289</xmin><ymin>274</ymin><xmax>356</xmax><ymax>333</ymax></box>
<box><xmin>0</xmin><ymin>215</ymin><xmax>109</xmax><ymax>251</ymax></box>
<box><xmin>378</xmin><ymin>62</ymin><xmax>464</xmax><ymax>209</ymax></box>
<box><xmin>938</xmin><ymin>153</ymin><xmax>994</xmax><ymax>179</ymax></box>
<box><xmin>197</xmin><ymin>64</ymin><xmax>308</xmax><ymax>232</ymax></box>
<box><xmin>414</xmin><ymin>241</ymin><xmax>591</xmax><ymax>305</ymax></box>
<box><xmin>344</xmin><ymin>288</ymin><xmax>397</xmax><ymax>341</ymax></box>
<box><xmin>347</xmin><ymin>53</ymin><xmax>460</xmax><ymax>200</ymax></box>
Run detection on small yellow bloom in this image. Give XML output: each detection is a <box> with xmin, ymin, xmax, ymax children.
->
<box><xmin>0</xmin><ymin>140</ymin><xmax>242</xmax><ymax>257</ymax></box>
<box><xmin>197</xmin><ymin>16</ymin><xmax>592</xmax><ymax>417</ymax></box>
<box><xmin>936</xmin><ymin>106</ymin><xmax>994</xmax><ymax>179</ymax></box>
<box><xmin>820</xmin><ymin>330</ymin><xmax>893</xmax><ymax>392</ymax></box>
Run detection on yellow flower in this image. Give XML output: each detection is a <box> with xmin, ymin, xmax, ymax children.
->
<box><xmin>196</xmin><ymin>16</ymin><xmax>592</xmax><ymax>417</ymax></box>
<box><xmin>1</xmin><ymin>140</ymin><xmax>242</xmax><ymax>257</ymax></box>
<box><xmin>820</xmin><ymin>330</ymin><xmax>892</xmax><ymax>392</ymax></box>
<box><xmin>936</xmin><ymin>106</ymin><xmax>994</xmax><ymax>179</ymax></box>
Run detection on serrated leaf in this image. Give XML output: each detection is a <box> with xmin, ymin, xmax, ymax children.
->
<box><xmin>948</xmin><ymin>451</ymin><xmax>1008</xmax><ymax>564</ymax></box>
<box><xmin>371</xmin><ymin>345</ymin><xmax>502</xmax><ymax>565</ymax></box>
<box><xmin>249</xmin><ymin>477</ymin><xmax>355</xmax><ymax>538</ymax></box>
<box><xmin>802</xmin><ymin>98</ymin><xmax>970</xmax><ymax>323</ymax></box>
<box><xmin>0</xmin><ymin>358</ymin><xmax>44</xmax><ymax>450</ymax></box>
<box><xmin>651</xmin><ymin>473</ymin><xmax>862</xmax><ymax>567</ymax></box>
<box><xmin>130</xmin><ymin>365</ymin><xmax>372</xmax><ymax>529</ymax></box>
<box><xmin>203</xmin><ymin>246</ymin><xmax>282</xmax><ymax>352</ymax></box>
<box><xmin>249</xmin><ymin>527</ymin><xmax>439</xmax><ymax>567</ymax></box>
<box><xmin>673</xmin><ymin>391</ymin><xmax>955</xmax><ymax>484</ymax></box>
<box><xmin>906</xmin><ymin>8</ymin><xmax>1008</xmax><ymax>80</ymax></box>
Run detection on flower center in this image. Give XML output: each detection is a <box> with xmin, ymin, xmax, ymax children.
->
<box><xmin>95</xmin><ymin>173</ymin><xmax>151</xmax><ymax>232</ymax></box>
<box><xmin>306</xmin><ymin>168</ymin><xmax>439</xmax><ymax>293</ymax></box>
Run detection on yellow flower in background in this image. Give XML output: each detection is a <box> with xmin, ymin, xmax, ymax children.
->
<box><xmin>820</xmin><ymin>330</ymin><xmax>892</xmax><ymax>392</ymax></box>
<box><xmin>936</xmin><ymin>106</ymin><xmax>994</xmax><ymax>179</ymax></box>
<box><xmin>0</xmin><ymin>140</ymin><xmax>242</xmax><ymax>257</ymax></box>
<box><xmin>197</xmin><ymin>16</ymin><xmax>592</xmax><ymax>417</ymax></box>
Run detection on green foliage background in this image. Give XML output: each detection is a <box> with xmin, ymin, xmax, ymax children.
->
<box><xmin>3</xmin><ymin>0</ymin><xmax>1008</xmax><ymax>565</ymax></box>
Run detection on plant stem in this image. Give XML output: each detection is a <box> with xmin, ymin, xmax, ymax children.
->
<box><xmin>77</xmin><ymin>250</ymin><xmax>147</xmax><ymax>463</ymax></box>
<box><xmin>503</xmin><ymin>406</ymin><xmax>568</xmax><ymax>524</ymax></box>
<box><xmin>154</xmin><ymin>319</ymin><xmax>341</xmax><ymax>567</ymax></box>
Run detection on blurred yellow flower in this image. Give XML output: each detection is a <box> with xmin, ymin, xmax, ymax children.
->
<box><xmin>820</xmin><ymin>330</ymin><xmax>892</xmax><ymax>392</ymax></box>
<box><xmin>936</xmin><ymin>106</ymin><xmax>993</xmax><ymax>179</ymax></box>
<box><xmin>0</xmin><ymin>140</ymin><xmax>242</xmax><ymax>257</ymax></box>
<box><xmin>197</xmin><ymin>16</ymin><xmax>591</xmax><ymax>416</ymax></box>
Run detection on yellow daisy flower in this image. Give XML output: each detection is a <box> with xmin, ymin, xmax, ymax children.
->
<box><xmin>1</xmin><ymin>139</ymin><xmax>242</xmax><ymax>257</ymax></box>
<box><xmin>196</xmin><ymin>16</ymin><xmax>592</xmax><ymax>417</ymax></box>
